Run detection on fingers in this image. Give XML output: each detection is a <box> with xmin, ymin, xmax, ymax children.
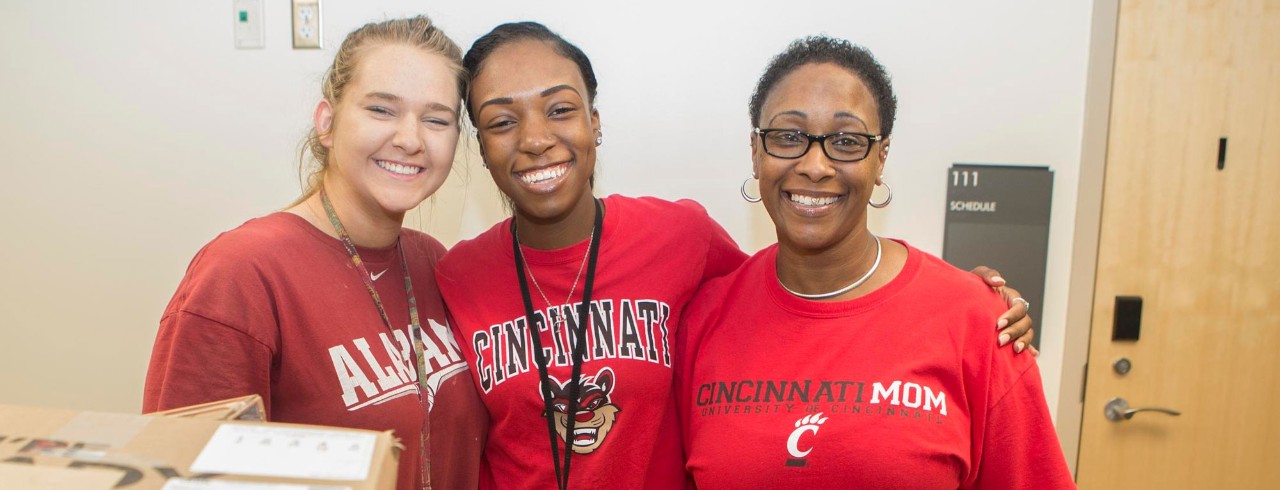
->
<box><xmin>1013</xmin><ymin>325</ymin><xmax>1036</xmax><ymax>354</ymax></box>
<box><xmin>970</xmin><ymin>266</ymin><xmax>1006</xmax><ymax>287</ymax></box>
<box><xmin>998</xmin><ymin>314</ymin><xmax>1035</xmax><ymax>355</ymax></box>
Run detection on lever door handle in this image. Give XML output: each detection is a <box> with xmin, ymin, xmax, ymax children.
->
<box><xmin>1105</xmin><ymin>397</ymin><xmax>1182</xmax><ymax>422</ymax></box>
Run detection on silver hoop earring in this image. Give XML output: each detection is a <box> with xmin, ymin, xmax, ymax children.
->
<box><xmin>741</xmin><ymin>178</ymin><xmax>762</xmax><ymax>203</ymax></box>
<box><xmin>869</xmin><ymin>180</ymin><xmax>893</xmax><ymax>208</ymax></box>
<box><xmin>595</xmin><ymin>136</ymin><xmax>603</xmax><ymax>146</ymax></box>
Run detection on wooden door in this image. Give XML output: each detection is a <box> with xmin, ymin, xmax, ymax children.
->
<box><xmin>1077</xmin><ymin>0</ymin><xmax>1280</xmax><ymax>488</ymax></box>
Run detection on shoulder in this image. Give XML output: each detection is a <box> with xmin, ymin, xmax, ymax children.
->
<box><xmin>189</xmin><ymin>213</ymin><xmax>317</xmax><ymax>275</ymax></box>
<box><xmin>604</xmin><ymin>194</ymin><xmax>716</xmax><ymax>225</ymax></box>
<box><xmin>399</xmin><ymin>227</ymin><xmax>447</xmax><ymax>264</ymax></box>
<box><xmin>437</xmin><ymin>218</ymin><xmax>509</xmax><ymax>283</ymax></box>
<box><xmin>603</xmin><ymin>194</ymin><xmax>736</xmax><ymax>252</ymax></box>
<box><xmin>164</xmin><ymin>213</ymin><xmax>320</xmax><ymax>337</ymax></box>
<box><xmin>903</xmin><ymin>242</ymin><xmax>1005</xmax><ymax>311</ymax></box>
<box><xmin>681</xmin><ymin>246</ymin><xmax>770</xmax><ymax>334</ymax></box>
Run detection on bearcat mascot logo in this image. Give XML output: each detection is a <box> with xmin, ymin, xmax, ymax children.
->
<box><xmin>542</xmin><ymin>367</ymin><xmax>620</xmax><ymax>454</ymax></box>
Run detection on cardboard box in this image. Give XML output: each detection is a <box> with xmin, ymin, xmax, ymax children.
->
<box><xmin>0</xmin><ymin>402</ymin><xmax>399</xmax><ymax>490</ymax></box>
<box><xmin>153</xmin><ymin>396</ymin><xmax>266</xmax><ymax>422</ymax></box>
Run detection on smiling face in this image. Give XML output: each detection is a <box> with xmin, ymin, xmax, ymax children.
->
<box><xmin>316</xmin><ymin>42</ymin><xmax>461</xmax><ymax>219</ymax></box>
<box><xmin>468</xmin><ymin>39</ymin><xmax>600</xmax><ymax>227</ymax></box>
<box><xmin>753</xmin><ymin>62</ymin><xmax>888</xmax><ymax>253</ymax></box>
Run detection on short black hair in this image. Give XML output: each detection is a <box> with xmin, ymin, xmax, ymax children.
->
<box><xmin>749</xmin><ymin>36</ymin><xmax>897</xmax><ymax>137</ymax></box>
<box><xmin>462</xmin><ymin>22</ymin><xmax>598</xmax><ymax>123</ymax></box>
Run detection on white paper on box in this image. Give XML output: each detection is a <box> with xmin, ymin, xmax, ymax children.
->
<box><xmin>189</xmin><ymin>424</ymin><xmax>376</xmax><ymax>481</ymax></box>
<box><xmin>162</xmin><ymin>479</ymin><xmax>353</xmax><ymax>490</ymax></box>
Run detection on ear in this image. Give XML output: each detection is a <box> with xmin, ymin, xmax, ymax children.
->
<box><xmin>314</xmin><ymin>100</ymin><xmax>335</xmax><ymax>149</ymax></box>
<box><xmin>749</xmin><ymin>131</ymin><xmax>763</xmax><ymax>179</ymax></box>
<box><xmin>876</xmin><ymin>136</ymin><xmax>891</xmax><ymax>184</ymax></box>
<box><xmin>594</xmin><ymin>367</ymin><xmax>614</xmax><ymax>395</ymax></box>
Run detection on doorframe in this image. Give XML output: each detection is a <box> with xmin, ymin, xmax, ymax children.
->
<box><xmin>1058</xmin><ymin>0</ymin><xmax>1120</xmax><ymax>476</ymax></box>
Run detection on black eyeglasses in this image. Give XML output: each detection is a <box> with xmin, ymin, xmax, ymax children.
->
<box><xmin>753</xmin><ymin>128</ymin><xmax>883</xmax><ymax>163</ymax></box>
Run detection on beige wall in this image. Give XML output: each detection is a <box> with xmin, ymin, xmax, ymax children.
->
<box><xmin>0</xmin><ymin>0</ymin><xmax>1095</xmax><ymax>439</ymax></box>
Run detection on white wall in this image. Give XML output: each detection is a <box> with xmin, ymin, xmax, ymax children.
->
<box><xmin>0</xmin><ymin>0</ymin><xmax>1093</xmax><ymax>427</ymax></box>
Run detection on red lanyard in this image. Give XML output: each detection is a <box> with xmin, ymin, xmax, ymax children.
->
<box><xmin>321</xmin><ymin>190</ymin><xmax>432</xmax><ymax>489</ymax></box>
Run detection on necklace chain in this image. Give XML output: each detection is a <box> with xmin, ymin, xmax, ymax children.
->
<box><xmin>779</xmin><ymin>234</ymin><xmax>882</xmax><ymax>300</ymax></box>
<box><xmin>516</xmin><ymin>228</ymin><xmax>595</xmax><ymax>316</ymax></box>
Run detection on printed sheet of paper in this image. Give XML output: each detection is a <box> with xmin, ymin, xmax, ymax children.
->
<box><xmin>189</xmin><ymin>424</ymin><xmax>376</xmax><ymax>481</ymax></box>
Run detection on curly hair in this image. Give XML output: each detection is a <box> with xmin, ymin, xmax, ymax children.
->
<box><xmin>749</xmin><ymin>36</ymin><xmax>897</xmax><ymax>137</ymax></box>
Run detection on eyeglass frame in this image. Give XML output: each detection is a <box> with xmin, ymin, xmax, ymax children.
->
<box><xmin>753</xmin><ymin>127</ymin><xmax>884</xmax><ymax>163</ymax></box>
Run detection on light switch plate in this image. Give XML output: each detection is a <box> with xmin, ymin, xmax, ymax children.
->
<box><xmin>233</xmin><ymin>0</ymin><xmax>264</xmax><ymax>49</ymax></box>
<box><xmin>292</xmin><ymin>0</ymin><xmax>322</xmax><ymax>49</ymax></box>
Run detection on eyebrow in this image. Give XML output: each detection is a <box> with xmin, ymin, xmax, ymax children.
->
<box><xmin>476</xmin><ymin>84</ymin><xmax>583</xmax><ymax>113</ymax></box>
<box><xmin>540</xmin><ymin>84</ymin><xmax>580</xmax><ymax>98</ymax></box>
<box><xmin>767</xmin><ymin>110</ymin><xmax>868</xmax><ymax>128</ymax></box>
<box><xmin>365</xmin><ymin>92</ymin><xmax>457</xmax><ymax>117</ymax></box>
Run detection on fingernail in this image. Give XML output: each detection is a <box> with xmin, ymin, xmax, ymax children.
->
<box><xmin>1015</xmin><ymin>342</ymin><xmax>1025</xmax><ymax>353</ymax></box>
<box><xmin>992</xmin><ymin>275</ymin><xmax>1005</xmax><ymax>284</ymax></box>
<box><xmin>998</xmin><ymin>334</ymin><xmax>1010</xmax><ymax>346</ymax></box>
<box><xmin>997</xmin><ymin>318</ymin><xmax>1009</xmax><ymax>329</ymax></box>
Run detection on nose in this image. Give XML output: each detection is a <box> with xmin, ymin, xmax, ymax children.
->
<box><xmin>793</xmin><ymin>141</ymin><xmax>836</xmax><ymax>182</ymax></box>
<box><xmin>517</xmin><ymin>115</ymin><xmax>556</xmax><ymax>156</ymax></box>
<box><xmin>574</xmin><ymin>410</ymin><xmax>594</xmax><ymax>423</ymax></box>
<box><xmin>391</xmin><ymin>116</ymin><xmax>424</xmax><ymax>155</ymax></box>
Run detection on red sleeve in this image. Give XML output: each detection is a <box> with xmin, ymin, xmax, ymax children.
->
<box><xmin>143</xmin><ymin>310</ymin><xmax>274</xmax><ymax>414</ymax></box>
<box><xmin>427</xmin><ymin>307</ymin><xmax>488</xmax><ymax>490</ymax></box>
<box><xmin>968</xmin><ymin>364</ymin><xmax>1076</xmax><ymax>489</ymax></box>
<box><xmin>143</xmin><ymin>239</ymin><xmax>280</xmax><ymax>416</ymax></box>
<box><xmin>428</xmin><ymin>366</ymin><xmax>488</xmax><ymax>490</ymax></box>
<box><xmin>684</xmin><ymin>200</ymin><xmax>747</xmax><ymax>284</ymax></box>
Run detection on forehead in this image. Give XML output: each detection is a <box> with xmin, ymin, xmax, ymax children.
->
<box><xmin>470</xmin><ymin>39</ymin><xmax>587</xmax><ymax>100</ymax></box>
<box><xmin>761</xmin><ymin>63</ymin><xmax>878</xmax><ymax>128</ymax></box>
<box><xmin>348</xmin><ymin>43</ymin><xmax>460</xmax><ymax>102</ymax></box>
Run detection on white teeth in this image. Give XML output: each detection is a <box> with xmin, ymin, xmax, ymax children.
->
<box><xmin>377</xmin><ymin>160</ymin><xmax>422</xmax><ymax>175</ymax></box>
<box><xmin>520</xmin><ymin>165</ymin><xmax>567</xmax><ymax>184</ymax></box>
<box><xmin>789</xmin><ymin>193</ymin><xmax>839</xmax><ymax>206</ymax></box>
<box><xmin>572</xmin><ymin>428</ymin><xmax>597</xmax><ymax>446</ymax></box>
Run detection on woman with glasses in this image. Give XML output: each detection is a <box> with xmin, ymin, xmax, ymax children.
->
<box><xmin>676</xmin><ymin>36</ymin><xmax>1074</xmax><ymax>488</ymax></box>
<box><xmin>436</xmin><ymin>22</ymin><xmax>1040</xmax><ymax>489</ymax></box>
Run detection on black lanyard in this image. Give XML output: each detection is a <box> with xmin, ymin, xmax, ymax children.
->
<box><xmin>320</xmin><ymin>190</ymin><xmax>432</xmax><ymax>489</ymax></box>
<box><xmin>511</xmin><ymin>198</ymin><xmax>604</xmax><ymax>490</ymax></box>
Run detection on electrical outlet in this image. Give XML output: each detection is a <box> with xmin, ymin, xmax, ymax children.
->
<box><xmin>233</xmin><ymin>0</ymin><xmax>264</xmax><ymax>49</ymax></box>
<box><xmin>292</xmin><ymin>0</ymin><xmax>322</xmax><ymax>49</ymax></box>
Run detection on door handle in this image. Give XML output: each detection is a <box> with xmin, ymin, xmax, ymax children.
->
<box><xmin>1105</xmin><ymin>397</ymin><xmax>1182</xmax><ymax>422</ymax></box>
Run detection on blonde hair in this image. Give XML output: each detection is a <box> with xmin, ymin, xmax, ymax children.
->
<box><xmin>292</xmin><ymin>15</ymin><xmax>465</xmax><ymax>206</ymax></box>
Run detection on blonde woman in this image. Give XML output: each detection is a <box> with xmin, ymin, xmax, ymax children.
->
<box><xmin>144</xmin><ymin>16</ymin><xmax>484</xmax><ymax>490</ymax></box>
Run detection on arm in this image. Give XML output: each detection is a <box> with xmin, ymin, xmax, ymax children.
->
<box><xmin>695</xmin><ymin>205</ymin><xmax>749</xmax><ymax>283</ymax></box>
<box><xmin>143</xmin><ymin>310</ymin><xmax>274</xmax><ymax>415</ymax></box>
<box><xmin>429</xmin><ymin>368</ymin><xmax>488</xmax><ymax>490</ymax></box>
<box><xmin>968</xmin><ymin>364</ymin><xmax>1076</xmax><ymax>489</ymax></box>
<box><xmin>970</xmin><ymin>266</ymin><xmax>1036</xmax><ymax>355</ymax></box>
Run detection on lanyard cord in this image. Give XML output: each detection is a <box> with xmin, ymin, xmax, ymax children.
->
<box><xmin>511</xmin><ymin>198</ymin><xmax>604</xmax><ymax>490</ymax></box>
<box><xmin>320</xmin><ymin>190</ymin><xmax>432</xmax><ymax>490</ymax></box>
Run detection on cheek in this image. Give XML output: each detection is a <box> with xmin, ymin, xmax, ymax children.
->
<box><xmin>427</xmin><ymin>131</ymin><xmax>460</xmax><ymax>167</ymax></box>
